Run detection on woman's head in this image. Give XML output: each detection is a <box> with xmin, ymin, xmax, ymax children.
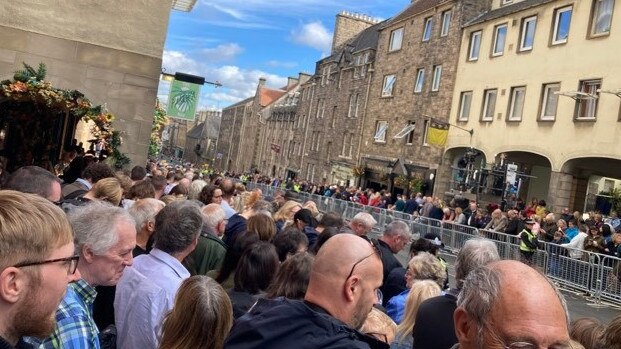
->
<box><xmin>395</xmin><ymin>280</ymin><xmax>442</xmax><ymax>343</ymax></box>
<box><xmin>274</xmin><ymin>200</ymin><xmax>302</xmax><ymax>222</ymax></box>
<box><xmin>159</xmin><ymin>275</ymin><xmax>233</xmax><ymax>349</ymax></box>
<box><xmin>405</xmin><ymin>252</ymin><xmax>446</xmax><ymax>288</ymax></box>
<box><xmin>246</xmin><ymin>213</ymin><xmax>276</xmax><ymax>242</ymax></box>
<box><xmin>303</xmin><ymin>201</ymin><xmax>319</xmax><ymax>218</ymax></box>
<box><xmin>199</xmin><ymin>185</ymin><xmax>222</xmax><ymax>205</ymax></box>
<box><xmin>89</xmin><ymin>177</ymin><xmax>123</xmax><ymax>206</ymax></box>
<box><xmin>265</xmin><ymin>252</ymin><xmax>314</xmax><ymax>300</ymax></box>
<box><xmin>234</xmin><ymin>241</ymin><xmax>279</xmax><ymax>294</ymax></box>
<box><xmin>569</xmin><ymin>317</ymin><xmax>604</xmax><ymax>349</ymax></box>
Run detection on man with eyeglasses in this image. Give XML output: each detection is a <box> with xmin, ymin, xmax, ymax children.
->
<box><xmin>0</xmin><ymin>191</ymin><xmax>80</xmax><ymax>349</ymax></box>
<box><xmin>30</xmin><ymin>202</ymin><xmax>136</xmax><ymax>349</ymax></box>
<box><xmin>224</xmin><ymin>233</ymin><xmax>389</xmax><ymax>348</ymax></box>
<box><xmin>375</xmin><ymin>221</ymin><xmax>410</xmax><ymax>305</ymax></box>
<box><xmin>453</xmin><ymin>260</ymin><xmax>572</xmax><ymax>349</ymax></box>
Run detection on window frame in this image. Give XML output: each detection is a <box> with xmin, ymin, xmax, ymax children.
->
<box><xmin>481</xmin><ymin>89</ymin><xmax>498</xmax><ymax>122</ymax></box>
<box><xmin>507</xmin><ymin>86</ymin><xmax>527</xmax><ymax>122</ymax></box>
<box><xmin>374</xmin><ymin>121</ymin><xmax>389</xmax><ymax>143</ymax></box>
<box><xmin>468</xmin><ymin>31</ymin><xmax>482</xmax><ymax>61</ymax></box>
<box><xmin>519</xmin><ymin>16</ymin><xmax>537</xmax><ymax>52</ymax></box>
<box><xmin>539</xmin><ymin>83</ymin><xmax>561</xmax><ymax>121</ymax></box>
<box><xmin>414</xmin><ymin>69</ymin><xmax>425</xmax><ymax>93</ymax></box>
<box><xmin>492</xmin><ymin>23</ymin><xmax>508</xmax><ymax>56</ymax></box>
<box><xmin>389</xmin><ymin>27</ymin><xmax>404</xmax><ymax>52</ymax></box>
<box><xmin>382</xmin><ymin>74</ymin><xmax>396</xmax><ymax>97</ymax></box>
<box><xmin>574</xmin><ymin>79</ymin><xmax>602</xmax><ymax>120</ymax></box>
<box><xmin>441</xmin><ymin>10</ymin><xmax>452</xmax><ymax>37</ymax></box>
<box><xmin>458</xmin><ymin>91</ymin><xmax>473</xmax><ymax>122</ymax></box>
<box><xmin>552</xmin><ymin>6</ymin><xmax>573</xmax><ymax>45</ymax></box>
<box><xmin>431</xmin><ymin>65</ymin><xmax>442</xmax><ymax>92</ymax></box>
<box><xmin>348</xmin><ymin>93</ymin><xmax>360</xmax><ymax>118</ymax></box>
<box><xmin>590</xmin><ymin>0</ymin><xmax>615</xmax><ymax>37</ymax></box>
<box><xmin>422</xmin><ymin>17</ymin><xmax>433</xmax><ymax>42</ymax></box>
<box><xmin>422</xmin><ymin>120</ymin><xmax>429</xmax><ymax>146</ymax></box>
<box><xmin>406</xmin><ymin>121</ymin><xmax>416</xmax><ymax>145</ymax></box>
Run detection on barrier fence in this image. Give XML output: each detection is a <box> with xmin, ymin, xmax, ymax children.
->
<box><xmin>243</xmin><ymin>181</ymin><xmax>621</xmax><ymax>306</ymax></box>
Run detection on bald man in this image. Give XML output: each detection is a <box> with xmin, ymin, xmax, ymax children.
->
<box><xmin>452</xmin><ymin>260</ymin><xmax>571</xmax><ymax>349</ymax></box>
<box><xmin>224</xmin><ymin>234</ymin><xmax>389</xmax><ymax>349</ymax></box>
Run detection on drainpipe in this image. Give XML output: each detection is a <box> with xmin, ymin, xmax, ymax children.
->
<box><xmin>300</xmin><ymin>82</ymin><xmax>316</xmax><ymax>172</ymax></box>
<box><xmin>355</xmin><ymin>63</ymin><xmax>375</xmax><ymax>186</ymax></box>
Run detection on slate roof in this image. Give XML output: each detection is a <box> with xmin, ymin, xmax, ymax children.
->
<box><xmin>317</xmin><ymin>19</ymin><xmax>385</xmax><ymax>67</ymax></box>
<box><xmin>385</xmin><ymin>0</ymin><xmax>449</xmax><ymax>28</ymax></box>
<box><xmin>466</xmin><ymin>0</ymin><xmax>556</xmax><ymax>27</ymax></box>
<box><xmin>186</xmin><ymin>122</ymin><xmax>205</xmax><ymax>139</ymax></box>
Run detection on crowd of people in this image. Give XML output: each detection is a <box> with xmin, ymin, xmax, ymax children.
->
<box><xmin>0</xmin><ymin>158</ymin><xmax>620</xmax><ymax>349</ymax></box>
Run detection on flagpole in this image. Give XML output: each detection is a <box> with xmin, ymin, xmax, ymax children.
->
<box><xmin>448</xmin><ymin>123</ymin><xmax>474</xmax><ymax>136</ymax></box>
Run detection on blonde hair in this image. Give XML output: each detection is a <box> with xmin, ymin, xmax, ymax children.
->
<box><xmin>303</xmin><ymin>201</ymin><xmax>319</xmax><ymax>218</ymax></box>
<box><xmin>0</xmin><ymin>191</ymin><xmax>73</xmax><ymax>269</ymax></box>
<box><xmin>407</xmin><ymin>252</ymin><xmax>447</xmax><ymax>288</ymax></box>
<box><xmin>90</xmin><ymin>177</ymin><xmax>123</xmax><ymax>206</ymax></box>
<box><xmin>273</xmin><ymin>200</ymin><xmax>301</xmax><ymax>222</ymax></box>
<box><xmin>159</xmin><ymin>275</ymin><xmax>233</xmax><ymax>349</ymax></box>
<box><xmin>360</xmin><ymin>307</ymin><xmax>397</xmax><ymax>343</ymax></box>
<box><xmin>395</xmin><ymin>280</ymin><xmax>442</xmax><ymax>343</ymax></box>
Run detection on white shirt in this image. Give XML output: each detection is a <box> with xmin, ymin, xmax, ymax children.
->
<box><xmin>221</xmin><ymin>200</ymin><xmax>237</xmax><ymax>219</ymax></box>
<box><xmin>561</xmin><ymin>232</ymin><xmax>588</xmax><ymax>259</ymax></box>
<box><xmin>114</xmin><ymin>249</ymin><xmax>190</xmax><ymax>349</ymax></box>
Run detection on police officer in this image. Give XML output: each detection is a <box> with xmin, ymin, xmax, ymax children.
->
<box><xmin>519</xmin><ymin>219</ymin><xmax>538</xmax><ymax>265</ymax></box>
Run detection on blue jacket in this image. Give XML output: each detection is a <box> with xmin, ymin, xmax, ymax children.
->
<box><xmin>224</xmin><ymin>298</ymin><xmax>389</xmax><ymax>349</ymax></box>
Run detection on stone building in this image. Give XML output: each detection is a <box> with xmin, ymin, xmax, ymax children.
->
<box><xmin>184</xmin><ymin>109</ymin><xmax>222</xmax><ymax>164</ymax></box>
<box><xmin>216</xmin><ymin>96</ymin><xmax>253</xmax><ymax>172</ymax></box>
<box><xmin>291</xmin><ymin>12</ymin><xmax>383</xmax><ymax>186</ymax></box>
<box><xmin>0</xmin><ymin>0</ymin><xmax>196</xmax><ymax>168</ymax></box>
<box><xmin>439</xmin><ymin>0</ymin><xmax>621</xmax><ymax>213</ymax></box>
<box><xmin>358</xmin><ymin>0</ymin><xmax>491</xmax><ymax>195</ymax></box>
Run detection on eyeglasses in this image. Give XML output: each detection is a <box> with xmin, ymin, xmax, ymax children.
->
<box><xmin>13</xmin><ymin>255</ymin><xmax>80</xmax><ymax>275</ymax></box>
<box><xmin>345</xmin><ymin>242</ymin><xmax>382</xmax><ymax>281</ymax></box>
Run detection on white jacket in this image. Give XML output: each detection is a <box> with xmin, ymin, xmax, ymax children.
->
<box><xmin>561</xmin><ymin>232</ymin><xmax>587</xmax><ymax>259</ymax></box>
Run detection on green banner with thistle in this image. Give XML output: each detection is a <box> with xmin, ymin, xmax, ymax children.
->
<box><xmin>167</xmin><ymin>79</ymin><xmax>200</xmax><ymax>120</ymax></box>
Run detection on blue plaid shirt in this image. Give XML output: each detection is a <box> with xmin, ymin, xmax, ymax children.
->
<box><xmin>37</xmin><ymin>279</ymin><xmax>100</xmax><ymax>349</ymax></box>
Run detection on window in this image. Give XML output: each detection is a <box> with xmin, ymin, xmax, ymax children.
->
<box><xmin>458</xmin><ymin>91</ymin><xmax>473</xmax><ymax>121</ymax></box>
<box><xmin>414</xmin><ymin>69</ymin><xmax>425</xmax><ymax>93</ymax></box>
<box><xmin>575</xmin><ymin>79</ymin><xmax>601</xmax><ymax>120</ymax></box>
<box><xmin>492</xmin><ymin>24</ymin><xmax>507</xmax><ymax>56</ymax></box>
<box><xmin>394</xmin><ymin>122</ymin><xmax>416</xmax><ymax>144</ymax></box>
<box><xmin>590</xmin><ymin>0</ymin><xmax>614</xmax><ymax>36</ymax></box>
<box><xmin>431</xmin><ymin>65</ymin><xmax>442</xmax><ymax>91</ymax></box>
<box><xmin>374</xmin><ymin>121</ymin><xmax>389</xmax><ymax>142</ymax></box>
<box><xmin>552</xmin><ymin>6</ymin><xmax>572</xmax><ymax>45</ymax></box>
<box><xmin>441</xmin><ymin>10</ymin><xmax>451</xmax><ymax>37</ymax></box>
<box><xmin>540</xmin><ymin>83</ymin><xmax>560</xmax><ymax>121</ymax></box>
<box><xmin>321</xmin><ymin>66</ymin><xmax>331</xmax><ymax>86</ymax></box>
<box><xmin>481</xmin><ymin>89</ymin><xmax>497</xmax><ymax>121</ymax></box>
<box><xmin>519</xmin><ymin>16</ymin><xmax>537</xmax><ymax>51</ymax></box>
<box><xmin>316</xmin><ymin>99</ymin><xmax>325</xmax><ymax>118</ymax></box>
<box><xmin>389</xmin><ymin>28</ymin><xmax>404</xmax><ymax>51</ymax></box>
<box><xmin>422</xmin><ymin>17</ymin><xmax>433</xmax><ymax>41</ymax></box>
<box><xmin>341</xmin><ymin>134</ymin><xmax>349</xmax><ymax>156</ymax></box>
<box><xmin>348</xmin><ymin>93</ymin><xmax>360</xmax><ymax>118</ymax></box>
<box><xmin>468</xmin><ymin>31</ymin><xmax>482</xmax><ymax>61</ymax></box>
<box><xmin>382</xmin><ymin>75</ymin><xmax>396</xmax><ymax>97</ymax></box>
<box><xmin>331</xmin><ymin>106</ymin><xmax>337</xmax><ymax>128</ymax></box>
<box><xmin>348</xmin><ymin>133</ymin><xmax>355</xmax><ymax>157</ymax></box>
<box><xmin>422</xmin><ymin>120</ymin><xmax>429</xmax><ymax>146</ymax></box>
<box><xmin>507</xmin><ymin>86</ymin><xmax>526</xmax><ymax>121</ymax></box>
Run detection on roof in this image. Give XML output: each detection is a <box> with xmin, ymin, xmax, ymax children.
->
<box><xmin>317</xmin><ymin>20</ymin><xmax>385</xmax><ymax>66</ymax></box>
<box><xmin>223</xmin><ymin>96</ymin><xmax>253</xmax><ymax>110</ymax></box>
<box><xmin>466</xmin><ymin>0</ymin><xmax>556</xmax><ymax>27</ymax></box>
<box><xmin>186</xmin><ymin>122</ymin><xmax>205</xmax><ymax>139</ymax></box>
<box><xmin>385</xmin><ymin>0</ymin><xmax>448</xmax><ymax>28</ymax></box>
<box><xmin>259</xmin><ymin>87</ymin><xmax>286</xmax><ymax>107</ymax></box>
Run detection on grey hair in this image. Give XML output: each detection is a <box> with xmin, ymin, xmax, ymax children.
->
<box><xmin>455</xmin><ymin>238</ymin><xmax>499</xmax><ymax>289</ymax></box>
<box><xmin>352</xmin><ymin>212</ymin><xmax>377</xmax><ymax>228</ymax></box>
<box><xmin>251</xmin><ymin>199</ymin><xmax>273</xmax><ymax>215</ymax></box>
<box><xmin>457</xmin><ymin>264</ymin><xmax>570</xmax><ymax>346</ymax></box>
<box><xmin>408</xmin><ymin>252</ymin><xmax>447</xmax><ymax>288</ymax></box>
<box><xmin>384</xmin><ymin>220</ymin><xmax>410</xmax><ymax>239</ymax></box>
<box><xmin>69</xmin><ymin>201</ymin><xmax>136</xmax><ymax>255</ymax></box>
<box><xmin>128</xmin><ymin>198</ymin><xmax>166</xmax><ymax>233</ymax></box>
<box><xmin>154</xmin><ymin>200</ymin><xmax>203</xmax><ymax>254</ymax></box>
<box><xmin>189</xmin><ymin>179</ymin><xmax>208</xmax><ymax>200</ymax></box>
<box><xmin>202</xmin><ymin>203</ymin><xmax>225</xmax><ymax>235</ymax></box>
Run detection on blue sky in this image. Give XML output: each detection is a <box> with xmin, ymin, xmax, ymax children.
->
<box><xmin>158</xmin><ymin>0</ymin><xmax>410</xmax><ymax>111</ymax></box>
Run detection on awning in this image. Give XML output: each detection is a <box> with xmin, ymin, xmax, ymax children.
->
<box><xmin>393</xmin><ymin>123</ymin><xmax>416</xmax><ymax>139</ymax></box>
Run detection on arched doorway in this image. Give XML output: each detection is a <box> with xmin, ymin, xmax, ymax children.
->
<box><xmin>561</xmin><ymin>157</ymin><xmax>621</xmax><ymax>214</ymax></box>
<box><xmin>437</xmin><ymin>147</ymin><xmax>486</xmax><ymax>204</ymax></box>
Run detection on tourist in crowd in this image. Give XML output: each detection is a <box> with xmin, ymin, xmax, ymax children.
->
<box><xmin>453</xmin><ymin>207</ymin><xmax>466</xmax><ymax>225</ymax></box>
<box><xmin>340</xmin><ymin>212</ymin><xmax>377</xmax><ymax>241</ymax></box>
<box><xmin>187</xmin><ymin>179</ymin><xmax>207</xmax><ymax>200</ymax></box>
<box><xmin>62</xmin><ymin>162</ymin><xmax>115</xmax><ymax>199</ymax></box>
<box><xmin>272</xmin><ymin>226</ymin><xmax>309</xmax><ymax>261</ymax></box>
<box><xmin>310</xmin><ymin>226</ymin><xmax>338</xmax><ymax>254</ymax></box>
<box><xmin>126</xmin><ymin>179</ymin><xmax>156</xmax><ymax>201</ymax></box>
<box><xmin>158</xmin><ymin>275</ymin><xmax>233</xmax><ymax>349</ymax></box>
<box><xmin>245</xmin><ymin>213</ymin><xmax>277</xmax><ymax>242</ymax></box>
<box><xmin>598</xmin><ymin>313</ymin><xmax>621</xmax><ymax>349</ymax></box>
<box><xmin>219</xmin><ymin>178</ymin><xmax>237</xmax><ymax>218</ymax></box>
<box><xmin>265</xmin><ymin>252</ymin><xmax>314</xmax><ymax>300</ymax></box>
<box><xmin>199</xmin><ymin>184</ymin><xmax>223</xmax><ymax>205</ymax></box>
<box><xmin>273</xmin><ymin>200</ymin><xmax>302</xmax><ymax>233</ymax></box>
<box><xmin>569</xmin><ymin>318</ymin><xmax>605</xmax><ymax>349</ymax></box>
<box><xmin>391</xmin><ymin>280</ymin><xmax>441</xmax><ymax>349</ymax></box>
<box><xmin>36</xmin><ymin>202</ymin><xmax>136</xmax><ymax>349</ymax></box>
<box><xmin>0</xmin><ymin>191</ymin><xmax>80</xmax><ymax>348</ymax></box>
<box><xmin>484</xmin><ymin>208</ymin><xmax>508</xmax><ymax>232</ymax></box>
<box><xmin>223</xmin><ymin>200</ymin><xmax>272</xmax><ymax>247</ymax></box>
<box><xmin>315</xmin><ymin>211</ymin><xmax>344</xmax><ymax>233</ymax></box>
<box><xmin>208</xmin><ymin>232</ymin><xmax>259</xmax><ymax>290</ymax></box>
<box><xmin>186</xmin><ymin>203</ymin><xmax>228</xmax><ymax>275</ymax></box>
<box><xmin>150</xmin><ymin>175</ymin><xmax>167</xmax><ymax>199</ymax></box>
<box><xmin>584</xmin><ymin>225</ymin><xmax>607</xmax><ymax>256</ymax></box>
<box><xmin>375</xmin><ymin>221</ymin><xmax>411</xmax><ymax>303</ymax></box>
<box><xmin>115</xmin><ymin>201</ymin><xmax>203</xmax><ymax>349</ymax></box>
<box><xmin>293</xmin><ymin>208</ymin><xmax>320</xmax><ymax>246</ymax></box>
<box><xmin>3</xmin><ymin>165</ymin><xmax>62</xmax><ymax>202</ymax></box>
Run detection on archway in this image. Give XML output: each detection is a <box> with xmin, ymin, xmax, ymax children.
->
<box><xmin>561</xmin><ymin>157</ymin><xmax>621</xmax><ymax>213</ymax></box>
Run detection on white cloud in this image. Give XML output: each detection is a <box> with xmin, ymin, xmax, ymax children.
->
<box><xmin>291</xmin><ymin>21</ymin><xmax>332</xmax><ymax>53</ymax></box>
<box><xmin>200</xmin><ymin>43</ymin><xmax>244</xmax><ymax>62</ymax></box>
<box><xmin>160</xmin><ymin>50</ymin><xmax>288</xmax><ymax>109</ymax></box>
<box><xmin>266</xmin><ymin>60</ymin><xmax>298</xmax><ymax>68</ymax></box>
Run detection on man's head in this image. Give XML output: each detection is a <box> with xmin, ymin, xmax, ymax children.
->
<box><xmin>202</xmin><ymin>203</ymin><xmax>227</xmax><ymax>237</ymax></box>
<box><xmin>130</xmin><ymin>166</ymin><xmax>147</xmax><ymax>182</ymax></box>
<box><xmin>304</xmin><ymin>234</ymin><xmax>382</xmax><ymax>330</ymax></box>
<box><xmin>349</xmin><ymin>212</ymin><xmax>377</xmax><ymax>237</ymax></box>
<box><xmin>128</xmin><ymin>198</ymin><xmax>166</xmax><ymax>236</ymax></box>
<box><xmin>455</xmin><ymin>238</ymin><xmax>500</xmax><ymax>289</ymax></box>
<box><xmin>150</xmin><ymin>175</ymin><xmax>167</xmax><ymax>199</ymax></box>
<box><xmin>70</xmin><ymin>202</ymin><xmax>136</xmax><ymax>287</ymax></box>
<box><xmin>0</xmin><ymin>191</ymin><xmax>80</xmax><ymax>343</ymax></box>
<box><xmin>3</xmin><ymin>166</ymin><xmax>62</xmax><ymax>202</ymax></box>
<box><xmin>154</xmin><ymin>201</ymin><xmax>203</xmax><ymax>257</ymax></box>
<box><xmin>380</xmin><ymin>221</ymin><xmax>411</xmax><ymax>253</ymax></box>
<box><xmin>454</xmin><ymin>260</ymin><xmax>571</xmax><ymax>349</ymax></box>
<box><xmin>81</xmin><ymin>163</ymin><xmax>115</xmax><ymax>184</ymax></box>
<box><xmin>220</xmin><ymin>178</ymin><xmax>235</xmax><ymax>201</ymax></box>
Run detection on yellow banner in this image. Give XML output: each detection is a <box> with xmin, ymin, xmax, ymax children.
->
<box><xmin>427</xmin><ymin>120</ymin><xmax>450</xmax><ymax>147</ymax></box>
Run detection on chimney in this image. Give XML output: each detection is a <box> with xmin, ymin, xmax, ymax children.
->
<box><xmin>286</xmin><ymin>77</ymin><xmax>299</xmax><ymax>90</ymax></box>
<box><xmin>331</xmin><ymin>11</ymin><xmax>381</xmax><ymax>54</ymax></box>
<box><xmin>258</xmin><ymin>77</ymin><xmax>267</xmax><ymax>86</ymax></box>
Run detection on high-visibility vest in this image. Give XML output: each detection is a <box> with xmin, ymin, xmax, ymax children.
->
<box><xmin>519</xmin><ymin>229</ymin><xmax>537</xmax><ymax>253</ymax></box>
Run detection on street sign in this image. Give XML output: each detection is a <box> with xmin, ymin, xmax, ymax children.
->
<box><xmin>167</xmin><ymin>79</ymin><xmax>201</xmax><ymax>120</ymax></box>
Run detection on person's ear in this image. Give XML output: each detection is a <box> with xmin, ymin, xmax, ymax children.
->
<box><xmin>454</xmin><ymin>307</ymin><xmax>477</xmax><ymax>347</ymax></box>
<box><xmin>146</xmin><ymin>220</ymin><xmax>156</xmax><ymax>233</ymax></box>
<box><xmin>82</xmin><ymin>244</ymin><xmax>96</xmax><ymax>263</ymax></box>
<box><xmin>0</xmin><ymin>267</ymin><xmax>25</xmax><ymax>304</ymax></box>
<box><xmin>344</xmin><ymin>275</ymin><xmax>360</xmax><ymax>302</ymax></box>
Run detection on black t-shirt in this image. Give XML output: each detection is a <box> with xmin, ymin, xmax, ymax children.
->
<box><xmin>413</xmin><ymin>292</ymin><xmax>459</xmax><ymax>349</ymax></box>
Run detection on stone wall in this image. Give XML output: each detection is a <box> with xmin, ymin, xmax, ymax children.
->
<box><xmin>332</xmin><ymin>12</ymin><xmax>380</xmax><ymax>54</ymax></box>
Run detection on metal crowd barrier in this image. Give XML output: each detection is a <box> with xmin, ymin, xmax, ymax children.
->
<box><xmin>240</xmin><ymin>180</ymin><xmax>621</xmax><ymax>306</ymax></box>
